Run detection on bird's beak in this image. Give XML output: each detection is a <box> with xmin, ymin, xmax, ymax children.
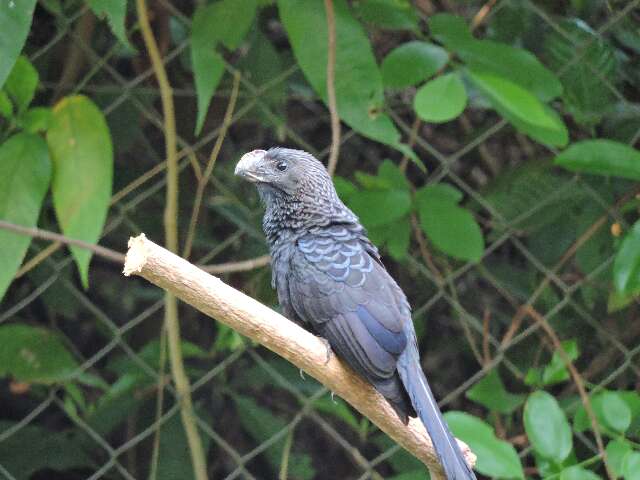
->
<box><xmin>235</xmin><ymin>149</ymin><xmax>267</xmax><ymax>183</ymax></box>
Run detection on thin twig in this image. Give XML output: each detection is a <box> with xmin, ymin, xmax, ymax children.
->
<box><xmin>1</xmin><ymin>219</ymin><xmax>269</xmax><ymax>277</ymax></box>
<box><xmin>0</xmin><ymin>220</ymin><xmax>125</xmax><ymax>264</ymax></box>
<box><xmin>183</xmin><ymin>72</ymin><xmax>241</xmax><ymax>259</ymax></box>
<box><xmin>201</xmin><ymin>255</ymin><xmax>271</xmax><ymax>274</ymax></box>
<box><xmin>471</xmin><ymin>0</ymin><xmax>498</xmax><ymax>31</ymax></box>
<box><xmin>324</xmin><ymin>0</ymin><xmax>341</xmax><ymax>177</ymax></box>
<box><xmin>136</xmin><ymin>2</ymin><xmax>208</xmax><ymax>480</ymax></box>
<box><xmin>524</xmin><ymin>306</ymin><xmax>614</xmax><ymax>480</ymax></box>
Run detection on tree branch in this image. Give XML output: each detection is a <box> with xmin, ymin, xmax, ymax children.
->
<box><xmin>123</xmin><ymin>234</ymin><xmax>477</xmax><ymax>480</ymax></box>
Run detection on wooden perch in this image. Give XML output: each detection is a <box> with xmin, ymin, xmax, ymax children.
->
<box><xmin>123</xmin><ymin>234</ymin><xmax>476</xmax><ymax>479</ymax></box>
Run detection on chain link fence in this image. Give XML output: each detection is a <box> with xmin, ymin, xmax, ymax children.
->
<box><xmin>1</xmin><ymin>1</ymin><xmax>639</xmax><ymax>479</ymax></box>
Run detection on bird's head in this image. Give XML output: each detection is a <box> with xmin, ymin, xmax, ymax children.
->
<box><xmin>234</xmin><ymin>147</ymin><xmax>333</xmax><ymax>201</ymax></box>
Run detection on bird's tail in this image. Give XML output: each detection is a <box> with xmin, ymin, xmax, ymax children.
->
<box><xmin>397</xmin><ymin>333</ymin><xmax>476</xmax><ymax>480</ymax></box>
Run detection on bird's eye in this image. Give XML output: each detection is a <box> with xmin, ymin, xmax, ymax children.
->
<box><xmin>276</xmin><ymin>161</ymin><xmax>287</xmax><ymax>171</ymax></box>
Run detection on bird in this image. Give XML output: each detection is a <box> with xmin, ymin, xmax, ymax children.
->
<box><xmin>235</xmin><ymin>147</ymin><xmax>476</xmax><ymax>479</ymax></box>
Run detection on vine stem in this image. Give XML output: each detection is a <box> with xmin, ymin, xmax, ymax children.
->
<box><xmin>135</xmin><ymin>2</ymin><xmax>208</xmax><ymax>480</ymax></box>
<box><xmin>324</xmin><ymin>0</ymin><xmax>341</xmax><ymax>177</ymax></box>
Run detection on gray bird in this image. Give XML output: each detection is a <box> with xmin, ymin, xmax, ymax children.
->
<box><xmin>235</xmin><ymin>147</ymin><xmax>476</xmax><ymax>479</ymax></box>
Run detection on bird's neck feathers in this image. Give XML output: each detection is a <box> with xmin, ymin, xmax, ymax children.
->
<box><xmin>261</xmin><ymin>177</ymin><xmax>358</xmax><ymax>248</ymax></box>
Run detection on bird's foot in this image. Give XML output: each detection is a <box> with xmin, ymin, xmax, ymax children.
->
<box><xmin>330</xmin><ymin>391</ymin><xmax>337</xmax><ymax>404</ymax></box>
<box><xmin>299</xmin><ymin>369</ymin><xmax>305</xmax><ymax>380</ymax></box>
<box><xmin>319</xmin><ymin>337</ymin><xmax>332</xmax><ymax>365</ymax></box>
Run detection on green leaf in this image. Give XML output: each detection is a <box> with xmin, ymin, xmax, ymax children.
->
<box><xmin>623</xmin><ymin>452</ymin><xmax>640</xmax><ymax>480</ymax></box>
<box><xmin>445</xmin><ymin>411</ymin><xmax>524</xmax><ymax>479</ymax></box>
<box><xmin>154</xmin><ymin>409</ymin><xmax>213</xmax><ymax>480</ymax></box>
<box><xmin>233</xmin><ymin>395</ymin><xmax>316</xmax><ymax>479</ymax></box>
<box><xmin>560</xmin><ymin>466</ymin><xmax>601</xmax><ymax>480</ymax></box>
<box><xmin>0</xmin><ymin>133</ymin><xmax>51</xmax><ymax>301</ymax></box>
<box><xmin>523</xmin><ymin>391</ymin><xmax>573</xmax><ymax>463</ymax></box>
<box><xmin>350</xmin><ymin>190</ymin><xmax>411</xmax><ymax>228</ymax></box>
<box><xmin>0</xmin><ymin>421</ymin><xmax>92</xmax><ymax>478</ymax></box>
<box><xmin>541</xmin><ymin>339</ymin><xmax>579</xmax><ymax>386</ymax></box>
<box><xmin>468</xmin><ymin>69</ymin><xmax>568</xmax><ymax>147</ymax></box>
<box><xmin>279</xmin><ymin>0</ymin><xmax>405</xmax><ymax>150</ymax></box>
<box><xmin>354</xmin><ymin>0</ymin><xmax>418</xmax><ymax>31</ymax></box>
<box><xmin>381</xmin><ymin>41</ymin><xmax>448</xmax><ymax>88</ymax></box>
<box><xmin>0</xmin><ymin>0</ymin><xmax>37</xmax><ymax>89</ymax></box>
<box><xmin>46</xmin><ymin>95</ymin><xmax>113</xmax><ymax>288</ymax></box>
<box><xmin>415</xmin><ymin>184</ymin><xmax>484</xmax><ymax>262</ymax></box>
<box><xmin>595</xmin><ymin>391</ymin><xmax>632</xmax><ymax>433</ymax></box>
<box><xmin>4</xmin><ymin>55</ymin><xmax>38</xmax><ymax>112</ymax></box>
<box><xmin>554</xmin><ymin>140</ymin><xmax>640</xmax><ymax>181</ymax></box>
<box><xmin>466</xmin><ymin>370</ymin><xmax>525</xmax><ymax>414</ymax></box>
<box><xmin>377</xmin><ymin>159</ymin><xmax>410</xmax><ymax>191</ymax></box>
<box><xmin>428</xmin><ymin>13</ymin><xmax>474</xmax><ymax>50</ymax></box>
<box><xmin>88</xmin><ymin>0</ymin><xmax>135</xmax><ymax>51</ymax></box>
<box><xmin>18</xmin><ymin>106</ymin><xmax>53</xmax><ymax>133</ymax></box>
<box><xmin>613</xmin><ymin>220</ymin><xmax>640</xmax><ymax>295</ymax></box>
<box><xmin>414</xmin><ymin>72</ymin><xmax>467</xmax><ymax>123</ymax></box>
<box><xmin>606</xmin><ymin>439</ymin><xmax>632</xmax><ymax>478</ymax></box>
<box><xmin>0</xmin><ymin>90</ymin><xmax>12</xmax><ymax>118</ymax></box>
<box><xmin>455</xmin><ymin>40</ymin><xmax>562</xmax><ymax>102</ymax></box>
<box><xmin>191</xmin><ymin>0</ymin><xmax>257</xmax><ymax>135</ymax></box>
<box><xmin>238</xmin><ymin>27</ymin><xmax>286</xmax><ymax>128</ymax></box>
<box><xmin>191</xmin><ymin>9</ymin><xmax>225</xmax><ymax>136</ymax></box>
<box><xmin>0</xmin><ymin>324</ymin><xmax>78</xmax><ymax>383</ymax></box>
<box><xmin>544</xmin><ymin>19</ymin><xmax>618</xmax><ymax>126</ymax></box>
<box><xmin>385</xmin><ymin>216</ymin><xmax>411</xmax><ymax>260</ymax></box>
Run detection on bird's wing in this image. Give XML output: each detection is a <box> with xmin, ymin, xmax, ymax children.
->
<box><xmin>287</xmin><ymin>226</ymin><xmax>409</xmax><ymax>382</ymax></box>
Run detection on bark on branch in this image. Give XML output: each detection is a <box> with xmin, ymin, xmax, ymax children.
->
<box><xmin>123</xmin><ymin>234</ymin><xmax>476</xmax><ymax>479</ymax></box>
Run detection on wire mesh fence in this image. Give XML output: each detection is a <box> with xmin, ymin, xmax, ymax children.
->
<box><xmin>1</xmin><ymin>0</ymin><xmax>639</xmax><ymax>479</ymax></box>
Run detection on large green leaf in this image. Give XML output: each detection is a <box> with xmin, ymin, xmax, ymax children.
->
<box><xmin>594</xmin><ymin>391</ymin><xmax>632</xmax><ymax>433</ymax></box>
<box><xmin>544</xmin><ymin>19</ymin><xmax>618</xmax><ymax>126</ymax></box>
<box><xmin>415</xmin><ymin>184</ymin><xmax>484</xmax><ymax>262</ymax></box>
<box><xmin>0</xmin><ymin>421</ymin><xmax>93</xmax><ymax>478</ymax></box>
<box><xmin>46</xmin><ymin>95</ymin><xmax>113</xmax><ymax>288</ymax></box>
<box><xmin>191</xmin><ymin>0</ymin><xmax>257</xmax><ymax>135</ymax></box>
<box><xmin>350</xmin><ymin>190</ymin><xmax>411</xmax><ymax>228</ymax></box>
<box><xmin>0</xmin><ymin>324</ymin><xmax>78</xmax><ymax>383</ymax></box>
<box><xmin>414</xmin><ymin>72</ymin><xmax>467</xmax><ymax>123</ymax></box>
<box><xmin>554</xmin><ymin>140</ymin><xmax>640</xmax><ymax>180</ymax></box>
<box><xmin>559</xmin><ymin>466</ymin><xmax>601</xmax><ymax>480</ymax></box>
<box><xmin>445</xmin><ymin>411</ymin><xmax>524</xmax><ymax>479</ymax></box>
<box><xmin>278</xmin><ymin>0</ymin><xmax>404</xmax><ymax>149</ymax></box>
<box><xmin>466</xmin><ymin>370</ymin><xmax>525</xmax><ymax>414</ymax></box>
<box><xmin>613</xmin><ymin>220</ymin><xmax>640</xmax><ymax>295</ymax></box>
<box><xmin>0</xmin><ymin>133</ymin><xmax>51</xmax><ymax>301</ymax></box>
<box><xmin>458</xmin><ymin>40</ymin><xmax>562</xmax><ymax>102</ymax></box>
<box><xmin>524</xmin><ymin>391</ymin><xmax>573</xmax><ymax>463</ymax></box>
<box><xmin>88</xmin><ymin>0</ymin><xmax>135</xmax><ymax>51</ymax></box>
<box><xmin>0</xmin><ymin>0</ymin><xmax>37</xmax><ymax>88</ymax></box>
<box><xmin>354</xmin><ymin>0</ymin><xmax>418</xmax><ymax>31</ymax></box>
<box><xmin>468</xmin><ymin>69</ymin><xmax>568</xmax><ymax>147</ymax></box>
<box><xmin>4</xmin><ymin>55</ymin><xmax>38</xmax><ymax>112</ymax></box>
<box><xmin>605</xmin><ymin>439</ymin><xmax>632</xmax><ymax>478</ymax></box>
<box><xmin>623</xmin><ymin>452</ymin><xmax>640</xmax><ymax>480</ymax></box>
<box><xmin>381</xmin><ymin>41</ymin><xmax>448</xmax><ymax>88</ymax></box>
<box><xmin>428</xmin><ymin>13</ymin><xmax>474</xmax><ymax>50</ymax></box>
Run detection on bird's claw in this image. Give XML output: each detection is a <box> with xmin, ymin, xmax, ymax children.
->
<box><xmin>299</xmin><ymin>369</ymin><xmax>305</xmax><ymax>380</ymax></box>
<box><xmin>330</xmin><ymin>391</ymin><xmax>337</xmax><ymax>404</ymax></box>
<box><xmin>320</xmin><ymin>337</ymin><xmax>332</xmax><ymax>365</ymax></box>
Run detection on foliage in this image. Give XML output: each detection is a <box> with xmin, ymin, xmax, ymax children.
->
<box><xmin>0</xmin><ymin>1</ymin><xmax>639</xmax><ymax>479</ymax></box>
